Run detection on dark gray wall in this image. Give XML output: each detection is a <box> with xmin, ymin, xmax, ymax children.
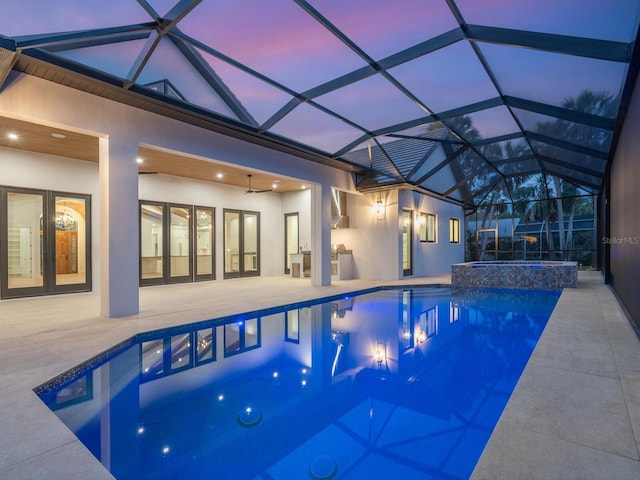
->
<box><xmin>609</xmin><ymin>75</ymin><xmax>640</xmax><ymax>329</ymax></box>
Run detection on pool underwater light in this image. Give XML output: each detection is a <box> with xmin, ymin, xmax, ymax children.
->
<box><xmin>308</xmin><ymin>455</ymin><xmax>338</xmax><ymax>480</ymax></box>
<box><xmin>238</xmin><ymin>406</ymin><xmax>262</xmax><ymax>427</ymax></box>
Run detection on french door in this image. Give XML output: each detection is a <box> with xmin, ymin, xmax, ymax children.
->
<box><xmin>223</xmin><ymin>209</ymin><xmax>260</xmax><ymax>279</ymax></box>
<box><xmin>1</xmin><ymin>187</ymin><xmax>91</xmax><ymax>299</ymax></box>
<box><xmin>284</xmin><ymin>212</ymin><xmax>299</xmax><ymax>275</ymax></box>
<box><xmin>140</xmin><ymin>202</ymin><xmax>214</xmax><ymax>285</ymax></box>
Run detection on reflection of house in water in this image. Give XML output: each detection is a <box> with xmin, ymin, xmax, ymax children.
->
<box><xmin>40</xmin><ymin>287</ymin><xmax>557</xmax><ymax>479</ymax></box>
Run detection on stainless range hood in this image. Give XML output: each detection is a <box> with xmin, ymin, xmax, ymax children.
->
<box><xmin>331</xmin><ymin>188</ymin><xmax>349</xmax><ymax>229</ymax></box>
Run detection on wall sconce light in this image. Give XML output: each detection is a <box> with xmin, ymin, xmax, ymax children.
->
<box><xmin>416</xmin><ymin>213</ymin><xmax>427</xmax><ymax>227</ymax></box>
<box><xmin>417</xmin><ymin>331</ymin><xmax>427</xmax><ymax>344</ymax></box>
<box><xmin>374</xmin><ymin>343</ymin><xmax>385</xmax><ymax>366</ymax></box>
<box><xmin>374</xmin><ymin>195</ymin><xmax>385</xmax><ymax>221</ymax></box>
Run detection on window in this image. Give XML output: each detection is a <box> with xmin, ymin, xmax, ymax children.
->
<box><xmin>450</xmin><ymin>218</ymin><xmax>460</xmax><ymax>243</ymax></box>
<box><xmin>418</xmin><ymin>212</ymin><xmax>427</xmax><ymax>242</ymax></box>
<box><xmin>140</xmin><ymin>328</ymin><xmax>217</xmax><ymax>383</ymax></box>
<box><xmin>224</xmin><ymin>318</ymin><xmax>261</xmax><ymax>357</ymax></box>
<box><xmin>418</xmin><ymin>212</ymin><xmax>438</xmax><ymax>243</ymax></box>
<box><xmin>170</xmin><ymin>333</ymin><xmax>192</xmax><ymax>372</ymax></box>
<box><xmin>141</xmin><ymin>339</ymin><xmax>165</xmax><ymax>379</ymax></box>
<box><xmin>49</xmin><ymin>374</ymin><xmax>93</xmax><ymax>410</ymax></box>
<box><xmin>427</xmin><ymin>213</ymin><xmax>437</xmax><ymax>243</ymax></box>
<box><xmin>402</xmin><ymin>210</ymin><xmax>413</xmax><ymax>276</ymax></box>
<box><xmin>196</xmin><ymin>328</ymin><xmax>215</xmax><ymax>364</ymax></box>
<box><xmin>285</xmin><ymin>310</ymin><xmax>300</xmax><ymax>343</ymax></box>
<box><xmin>418</xmin><ymin>306</ymin><xmax>438</xmax><ymax>343</ymax></box>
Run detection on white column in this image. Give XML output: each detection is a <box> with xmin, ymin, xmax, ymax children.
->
<box><xmin>310</xmin><ymin>183</ymin><xmax>331</xmax><ymax>286</ymax></box>
<box><xmin>99</xmin><ymin>135</ymin><xmax>139</xmax><ymax>317</ymax></box>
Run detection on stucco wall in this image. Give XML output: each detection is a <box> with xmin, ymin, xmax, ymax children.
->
<box><xmin>399</xmin><ymin>189</ymin><xmax>465</xmax><ymax>278</ymax></box>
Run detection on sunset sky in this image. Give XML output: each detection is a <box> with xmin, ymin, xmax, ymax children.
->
<box><xmin>1</xmin><ymin>0</ymin><xmax>638</xmax><ymax>197</ymax></box>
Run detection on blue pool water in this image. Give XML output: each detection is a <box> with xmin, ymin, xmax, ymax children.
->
<box><xmin>37</xmin><ymin>287</ymin><xmax>559</xmax><ymax>480</ymax></box>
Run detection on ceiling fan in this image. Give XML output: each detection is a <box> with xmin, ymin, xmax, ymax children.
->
<box><xmin>245</xmin><ymin>174</ymin><xmax>272</xmax><ymax>194</ymax></box>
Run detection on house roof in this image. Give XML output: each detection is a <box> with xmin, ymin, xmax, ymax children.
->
<box><xmin>1</xmin><ymin>0</ymin><xmax>639</xmax><ymax>207</ymax></box>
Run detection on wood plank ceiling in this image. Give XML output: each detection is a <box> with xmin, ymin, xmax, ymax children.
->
<box><xmin>0</xmin><ymin>115</ymin><xmax>308</xmax><ymax>193</ymax></box>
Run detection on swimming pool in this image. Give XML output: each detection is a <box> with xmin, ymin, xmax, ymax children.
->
<box><xmin>36</xmin><ymin>286</ymin><xmax>559</xmax><ymax>479</ymax></box>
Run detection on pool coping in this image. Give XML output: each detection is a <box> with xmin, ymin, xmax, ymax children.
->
<box><xmin>471</xmin><ymin>272</ymin><xmax>640</xmax><ymax>479</ymax></box>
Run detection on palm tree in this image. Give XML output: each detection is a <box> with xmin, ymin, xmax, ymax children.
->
<box><xmin>534</xmin><ymin>89</ymin><xmax>617</xmax><ymax>259</ymax></box>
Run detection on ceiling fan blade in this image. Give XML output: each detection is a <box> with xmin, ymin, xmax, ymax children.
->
<box><xmin>244</xmin><ymin>174</ymin><xmax>272</xmax><ymax>193</ymax></box>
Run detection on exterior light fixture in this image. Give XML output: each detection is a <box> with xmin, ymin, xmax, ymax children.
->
<box><xmin>374</xmin><ymin>194</ymin><xmax>385</xmax><ymax>220</ymax></box>
<box><xmin>7</xmin><ymin>132</ymin><xmax>18</xmax><ymax>140</ymax></box>
<box><xmin>374</xmin><ymin>344</ymin><xmax>385</xmax><ymax>366</ymax></box>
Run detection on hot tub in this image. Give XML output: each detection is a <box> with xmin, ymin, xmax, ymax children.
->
<box><xmin>451</xmin><ymin>261</ymin><xmax>578</xmax><ymax>290</ymax></box>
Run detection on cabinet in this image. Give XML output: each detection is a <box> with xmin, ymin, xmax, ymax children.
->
<box><xmin>331</xmin><ymin>253</ymin><xmax>353</xmax><ymax>280</ymax></box>
<box><xmin>290</xmin><ymin>253</ymin><xmax>311</xmax><ymax>278</ymax></box>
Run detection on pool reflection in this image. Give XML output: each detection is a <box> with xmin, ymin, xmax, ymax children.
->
<box><xmin>38</xmin><ymin>287</ymin><xmax>558</xmax><ymax>480</ymax></box>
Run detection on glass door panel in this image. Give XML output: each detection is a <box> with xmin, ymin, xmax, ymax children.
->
<box><xmin>54</xmin><ymin>195</ymin><xmax>88</xmax><ymax>288</ymax></box>
<box><xmin>5</xmin><ymin>191</ymin><xmax>45</xmax><ymax>294</ymax></box>
<box><xmin>224</xmin><ymin>210</ymin><xmax>240</xmax><ymax>277</ymax></box>
<box><xmin>2</xmin><ymin>189</ymin><xmax>91</xmax><ymax>299</ymax></box>
<box><xmin>195</xmin><ymin>207</ymin><xmax>214</xmax><ymax>280</ymax></box>
<box><xmin>169</xmin><ymin>206</ymin><xmax>191</xmax><ymax>281</ymax></box>
<box><xmin>284</xmin><ymin>212</ymin><xmax>299</xmax><ymax>274</ymax></box>
<box><xmin>224</xmin><ymin>209</ymin><xmax>260</xmax><ymax>279</ymax></box>
<box><xmin>243</xmin><ymin>212</ymin><xmax>259</xmax><ymax>275</ymax></box>
<box><xmin>140</xmin><ymin>203</ymin><xmax>164</xmax><ymax>283</ymax></box>
<box><xmin>402</xmin><ymin>209</ymin><xmax>413</xmax><ymax>276</ymax></box>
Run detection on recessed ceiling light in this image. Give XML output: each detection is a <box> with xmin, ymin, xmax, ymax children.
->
<box><xmin>301</xmin><ymin>185</ymin><xmax>307</xmax><ymax>190</ymax></box>
<box><xmin>216</xmin><ymin>173</ymin><xmax>223</xmax><ymax>179</ymax></box>
<box><xmin>272</xmin><ymin>183</ymin><xmax>278</xmax><ymax>189</ymax></box>
<box><xmin>7</xmin><ymin>133</ymin><xmax>18</xmax><ymax>140</ymax></box>
<box><xmin>136</xmin><ymin>157</ymin><xmax>143</xmax><ymax>164</ymax></box>
<box><xmin>51</xmin><ymin>132</ymin><xmax>66</xmax><ymax>139</ymax></box>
